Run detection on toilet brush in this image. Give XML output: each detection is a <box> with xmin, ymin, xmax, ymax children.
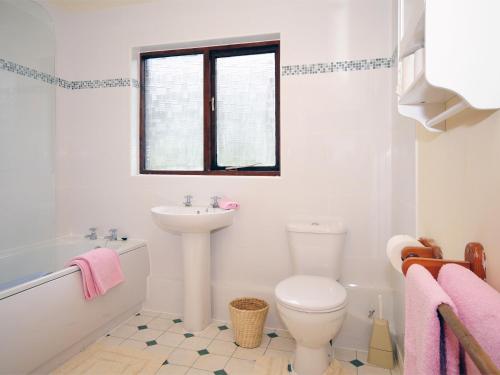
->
<box><xmin>367</xmin><ymin>295</ymin><xmax>394</xmax><ymax>369</ymax></box>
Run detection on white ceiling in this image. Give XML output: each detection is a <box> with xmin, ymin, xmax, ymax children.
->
<box><xmin>46</xmin><ymin>0</ymin><xmax>157</xmax><ymax>11</ymax></box>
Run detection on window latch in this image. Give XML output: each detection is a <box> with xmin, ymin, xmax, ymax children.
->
<box><xmin>211</xmin><ymin>97</ymin><xmax>215</xmax><ymax>112</ymax></box>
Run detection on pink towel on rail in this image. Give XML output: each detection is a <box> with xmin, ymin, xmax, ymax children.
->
<box><xmin>438</xmin><ymin>264</ymin><xmax>500</xmax><ymax>375</ymax></box>
<box><xmin>405</xmin><ymin>264</ymin><xmax>460</xmax><ymax>375</ymax></box>
<box><xmin>67</xmin><ymin>248</ymin><xmax>124</xmax><ymax>300</ymax></box>
<box><xmin>219</xmin><ymin>197</ymin><xmax>239</xmax><ymax>210</ymax></box>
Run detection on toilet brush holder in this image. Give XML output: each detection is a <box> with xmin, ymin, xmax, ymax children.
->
<box><xmin>367</xmin><ymin>318</ymin><xmax>394</xmax><ymax>369</ymax></box>
<box><xmin>368</xmin><ymin>295</ymin><xmax>394</xmax><ymax>369</ymax></box>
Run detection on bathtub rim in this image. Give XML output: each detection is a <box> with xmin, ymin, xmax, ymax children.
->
<box><xmin>0</xmin><ymin>237</ymin><xmax>147</xmax><ymax>301</ymax></box>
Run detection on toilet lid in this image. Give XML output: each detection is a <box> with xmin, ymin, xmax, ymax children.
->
<box><xmin>275</xmin><ymin>275</ymin><xmax>347</xmax><ymax>313</ymax></box>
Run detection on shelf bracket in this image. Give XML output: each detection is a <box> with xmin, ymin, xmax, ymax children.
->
<box><xmin>424</xmin><ymin>100</ymin><xmax>470</xmax><ymax>131</ymax></box>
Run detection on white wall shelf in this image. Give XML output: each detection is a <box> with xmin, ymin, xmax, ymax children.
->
<box><xmin>399</xmin><ymin>71</ymin><xmax>454</xmax><ymax>105</ymax></box>
<box><xmin>399</xmin><ymin>10</ymin><xmax>423</xmax><ymax>59</ymax></box>
<box><xmin>397</xmin><ymin>0</ymin><xmax>500</xmax><ymax>132</ymax></box>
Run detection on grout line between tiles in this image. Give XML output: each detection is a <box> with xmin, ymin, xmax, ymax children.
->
<box><xmin>101</xmin><ymin>310</ymin><xmax>391</xmax><ymax>375</ymax></box>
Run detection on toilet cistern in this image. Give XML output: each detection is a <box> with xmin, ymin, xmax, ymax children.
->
<box><xmin>275</xmin><ymin>218</ymin><xmax>348</xmax><ymax>375</ymax></box>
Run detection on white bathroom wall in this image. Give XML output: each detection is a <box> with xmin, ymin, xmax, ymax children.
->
<box><xmin>389</xmin><ymin>0</ymin><xmax>417</xmax><ymax>356</ymax></box>
<box><xmin>42</xmin><ymin>0</ymin><xmax>396</xmax><ymax>350</ymax></box>
<box><xmin>0</xmin><ymin>0</ymin><xmax>56</xmax><ymax>252</ymax></box>
<box><xmin>389</xmin><ymin>72</ymin><xmax>416</xmax><ymax>356</ymax></box>
<box><xmin>417</xmin><ymin>107</ymin><xmax>500</xmax><ymax>292</ymax></box>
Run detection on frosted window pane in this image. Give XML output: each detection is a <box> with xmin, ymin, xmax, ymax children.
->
<box><xmin>216</xmin><ymin>53</ymin><xmax>276</xmax><ymax>167</ymax></box>
<box><xmin>144</xmin><ymin>54</ymin><xmax>204</xmax><ymax>171</ymax></box>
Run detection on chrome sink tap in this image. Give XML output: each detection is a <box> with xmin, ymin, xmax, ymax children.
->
<box><xmin>85</xmin><ymin>227</ymin><xmax>98</xmax><ymax>240</ymax></box>
<box><xmin>210</xmin><ymin>196</ymin><xmax>220</xmax><ymax>208</ymax></box>
<box><xmin>104</xmin><ymin>228</ymin><xmax>118</xmax><ymax>241</ymax></box>
<box><xmin>184</xmin><ymin>194</ymin><xmax>193</xmax><ymax>207</ymax></box>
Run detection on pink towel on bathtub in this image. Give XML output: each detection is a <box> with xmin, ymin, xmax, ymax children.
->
<box><xmin>67</xmin><ymin>248</ymin><xmax>124</xmax><ymax>300</ymax></box>
<box><xmin>438</xmin><ymin>264</ymin><xmax>500</xmax><ymax>374</ymax></box>
<box><xmin>405</xmin><ymin>264</ymin><xmax>460</xmax><ymax>375</ymax></box>
<box><xmin>218</xmin><ymin>197</ymin><xmax>239</xmax><ymax>210</ymax></box>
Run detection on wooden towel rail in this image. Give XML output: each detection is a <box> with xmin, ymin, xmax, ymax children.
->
<box><xmin>438</xmin><ymin>304</ymin><xmax>500</xmax><ymax>375</ymax></box>
<box><xmin>401</xmin><ymin>239</ymin><xmax>499</xmax><ymax>375</ymax></box>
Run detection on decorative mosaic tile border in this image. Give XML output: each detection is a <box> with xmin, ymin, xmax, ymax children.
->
<box><xmin>1</xmin><ymin>54</ymin><xmax>394</xmax><ymax>89</ymax></box>
<box><xmin>281</xmin><ymin>56</ymin><xmax>394</xmax><ymax>76</ymax></box>
<box><xmin>62</xmin><ymin>78</ymin><xmax>139</xmax><ymax>90</ymax></box>
<box><xmin>1</xmin><ymin>58</ymin><xmax>60</xmax><ymax>86</ymax></box>
<box><xmin>0</xmin><ymin>58</ymin><xmax>138</xmax><ymax>90</ymax></box>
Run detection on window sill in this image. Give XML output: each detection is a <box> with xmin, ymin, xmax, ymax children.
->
<box><xmin>139</xmin><ymin>170</ymin><xmax>280</xmax><ymax>176</ymax></box>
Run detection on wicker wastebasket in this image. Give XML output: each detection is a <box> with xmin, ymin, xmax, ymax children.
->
<box><xmin>229</xmin><ymin>298</ymin><xmax>269</xmax><ymax>348</ymax></box>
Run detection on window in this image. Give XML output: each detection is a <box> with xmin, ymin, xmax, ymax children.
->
<box><xmin>140</xmin><ymin>41</ymin><xmax>280</xmax><ymax>175</ymax></box>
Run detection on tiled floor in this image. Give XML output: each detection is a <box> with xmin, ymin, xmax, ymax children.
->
<box><xmin>94</xmin><ymin>310</ymin><xmax>400</xmax><ymax>375</ymax></box>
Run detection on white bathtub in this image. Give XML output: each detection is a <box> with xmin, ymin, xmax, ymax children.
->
<box><xmin>0</xmin><ymin>236</ymin><xmax>150</xmax><ymax>374</ymax></box>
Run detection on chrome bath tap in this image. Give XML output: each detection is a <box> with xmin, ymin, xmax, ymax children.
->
<box><xmin>84</xmin><ymin>227</ymin><xmax>98</xmax><ymax>240</ymax></box>
<box><xmin>104</xmin><ymin>228</ymin><xmax>118</xmax><ymax>241</ymax></box>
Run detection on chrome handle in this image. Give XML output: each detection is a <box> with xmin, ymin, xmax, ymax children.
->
<box><xmin>106</xmin><ymin>228</ymin><xmax>118</xmax><ymax>241</ymax></box>
<box><xmin>210</xmin><ymin>196</ymin><xmax>220</xmax><ymax>208</ymax></box>
<box><xmin>184</xmin><ymin>195</ymin><xmax>193</xmax><ymax>207</ymax></box>
<box><xmin>85</xmin><ymin>227</ymin><xmax>98</xmax><ymax>240</ymax></box>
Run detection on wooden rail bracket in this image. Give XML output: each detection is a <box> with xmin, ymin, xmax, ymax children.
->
<box><xmin>402</xmin><ymin>258</ymin><xmax>470</xmax><ymax>279</ymax></box>
<box><xmin>401</xmin><ymin>241</ymin><xmax>485</xmax><ymax>280</ymax></box>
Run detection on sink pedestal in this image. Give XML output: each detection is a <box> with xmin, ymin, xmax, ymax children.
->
<box><xmin>150</xmin><ymin>205</ymin><xmax>235</xmax><ymax>333</ymax></box>
<box><xmin>182</xmin><ymin>233</ymin><xmax>211</xmax><ymax>332</ymax></box>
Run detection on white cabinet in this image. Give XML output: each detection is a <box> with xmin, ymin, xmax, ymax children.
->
<box><xmin>397</xmin><ymin>0</ymin><xmax>500</xmax><ymax>132</ymax></box>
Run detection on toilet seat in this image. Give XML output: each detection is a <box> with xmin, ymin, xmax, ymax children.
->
<box><xmin>275</xmin><ymin>275</ymin><xmax>347</xmax><ymax>313</ymax></box>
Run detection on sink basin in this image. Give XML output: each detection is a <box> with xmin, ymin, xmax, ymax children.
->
<box><xmin>151</xmin><ymin>206</ymin><xmax>235</xmax><ymax>233</ymax></box>
<box><xmin>151</xmin><ymin>204</ymin><xmax>236</xmax><ymax>332</ymax></box>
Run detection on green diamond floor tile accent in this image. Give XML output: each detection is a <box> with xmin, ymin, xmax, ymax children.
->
<box><xmin>135</xmin><ymin>313</ymin><xmax>141</xmax><ymax>316</ymax></box>
<box><xmin>137</xmin><ymin>325</ymin><xmax>148</xmax><ymax>330</ymax></box>
<box><xmin>350</xmin><ymin>359</ymin><xmax>364</xmax><ymax>367</ymax></box>
<box><xmin>184</xmin><ymin>333</ymin><xmax>194</xmax><ymax>338</ymax></box>
<box><xmin>146</xmin><ymin>340</ymin><xmax>157</xmax><ymax>346</ymax></box>
<box><xmin>287</xmin><ymin>363</ymin><xmax>292</xmax><ymax>372</ymax></box>
<box><xmin>162</xmin><ymin>360</ymin><xmax>169</xmax><ymax>366</ymax></box>
<box><xmin>173</xmin><ymin>318</ymin><xmax>182</xmax><ymax>323</ymax></box>
<box><xmin>105</xmin><ymin>334</ymin><xmax>110</xmax><ymax>337</ymax></box>
<box><xmin>214</xmin><ymin>370</ymin><xmax>227</xmax><ymax>375</ymax></box>
<box><xmin>197</xmin><ymin>349</ymin><xmax>209</xmax><ymax>356</ymax></box>
<box><xmin>267</xmin><ymin>332</ymin><xmax>278</xmax><ymax>338</ymax></box>
<box><xmin>218</xmin><ymin>325</ymin><xmax>229</xmax><ymax>331</ymax></box>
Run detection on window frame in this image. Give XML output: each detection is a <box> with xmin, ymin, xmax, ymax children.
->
<box><xmin>139</xmin><ymin>40</ymin><xmax>280</xmax><ymax>176</ymax></box>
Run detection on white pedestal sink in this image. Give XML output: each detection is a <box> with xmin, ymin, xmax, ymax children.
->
<box><xmin>151</xmin><ymin>206</ymin><xmax>235</xmax><ymax>332</ymax></box>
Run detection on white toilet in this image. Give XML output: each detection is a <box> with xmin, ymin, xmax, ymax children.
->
<box><xmin>275</xmin><ymin>220</ymin><xmax>348</xmax><ymax>375</ymax></box>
